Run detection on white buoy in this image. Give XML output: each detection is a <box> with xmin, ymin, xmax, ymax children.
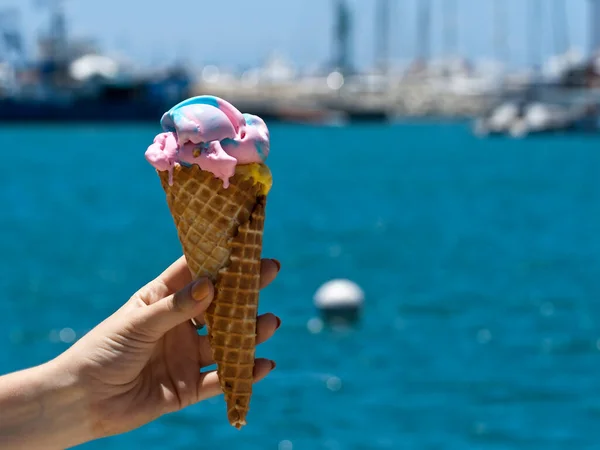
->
<box><xmin>313</xmin><ymin>279</ymin><xmax>364</xmax><ymax>326</ymax></box>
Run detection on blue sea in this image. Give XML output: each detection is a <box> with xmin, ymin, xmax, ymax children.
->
<box><xmin>2</xmin><ymin>122</ymin><xmax>600</xmax><ymax>449</ymax></box>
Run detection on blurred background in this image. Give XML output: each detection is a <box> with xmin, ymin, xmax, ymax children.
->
<box><xmin>2</xmin><ymin>0</ymin><xmax>600</xmax><ymax>448</ymax></box>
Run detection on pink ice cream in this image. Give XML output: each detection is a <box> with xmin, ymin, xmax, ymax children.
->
<box><xmin>145</xmin><ymin>95</ymin><xmax>270</xmax><ymax>188</ymax></box>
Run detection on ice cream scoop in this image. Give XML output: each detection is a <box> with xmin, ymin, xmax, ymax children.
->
<box><xmin>145</xmin><ymin>95</ymin><xmax>270</xmax><ymax>188</ymax></box>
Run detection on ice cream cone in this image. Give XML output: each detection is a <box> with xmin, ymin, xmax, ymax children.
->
<box><xmin>145</xmin><ymin>95</ymin><xmax>273</xmax><ymax>428</ymax></box>
<box><xmin>157</xmin><ymin>162</ymin><xmax>272</xmax><ymax>429</ymax></box>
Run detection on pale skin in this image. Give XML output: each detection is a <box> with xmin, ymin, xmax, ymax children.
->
<box><xmin>0</xmin><ymin>256</ymin><xmax>281</xmax><ymax>449</ymax></box>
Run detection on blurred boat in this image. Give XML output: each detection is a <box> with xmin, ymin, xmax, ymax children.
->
<box><xmin>473</xmin><ymin>101</ymin><xmax>522</xmax><ymax>136</ymax></box>
<box><xmin>0</xmin><ymin>4</ymin><xmax>192</xmax><ymax>123</ymax></box>
<box><xmin>474</xmin><ymin>99</ymin><xmax>600</xmax><ymax>138</ymax></box>
<box><xmin>0</xmin><ymin>60</ymin><xmax>192</xmax><ymax>122</ymax></box>
<box><xmin>472</xmin><ymin>50</ymin><xmax>600</xmax><ymax>137</ymax></box>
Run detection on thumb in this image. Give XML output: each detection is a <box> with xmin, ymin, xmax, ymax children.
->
<box><xmin>137</xmin><ymin>277</ymin><xmax>214</xmax><ymax>336</ymax></box>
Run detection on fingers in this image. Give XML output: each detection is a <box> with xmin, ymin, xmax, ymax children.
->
<box><xmin>155</xmin><ymin>256</ymin><xmax>193</xmax><ymax>299</ymax></box>
<box><xmin>161</xmin><ymin>257</ymin><xmax>279</xmax><ymax>296</ymax></box>
<box><xmin>135</xmin><ymin>278</ymin><xmax>214</xmax><ymax>337</ymax></box>
<box><xmin>136</xmin><ymin>256</ymin><xmax>192</xmax><ymax>304</ymax></box>
<box><xmin>196</xmin><ymin>358</ymin><xmax>276</xmax><ymax>402</ymax></box>
<box><xmin>197</xmin><ymin>313</ymin><xmax>281</xmax><ymax>367</ymax></box>
<box><xmin>190</xmin><ymin>258</ymin><xmax>281</xmax><ymax>326</ymax></box>
<box><xmin>260</xmin><ymin>258</ymin><xmax>281</xmax><ymax>289</ymax></box>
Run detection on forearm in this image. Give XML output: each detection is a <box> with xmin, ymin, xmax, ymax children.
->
<box><xmin>0</xmin><ymin>358</ymin><xmax>94</xmax><ymax>449</ymax></box>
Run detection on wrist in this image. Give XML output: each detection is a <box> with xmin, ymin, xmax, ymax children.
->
<box><xmin>0</xmin><ymin>357</ymin><xmax>95</xmax><ymax>449</ymax></box>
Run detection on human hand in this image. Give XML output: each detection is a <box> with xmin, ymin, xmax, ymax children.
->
<box><xmin>56</xmin><ymin>256</ymin><xmax>281</xmax><ymax>440</ymax></box>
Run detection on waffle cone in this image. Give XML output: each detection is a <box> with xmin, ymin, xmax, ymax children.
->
<box><xmin>157</xmin><ymin>163</ymin><xmax>271</xmax><ymax>429</ymax></box>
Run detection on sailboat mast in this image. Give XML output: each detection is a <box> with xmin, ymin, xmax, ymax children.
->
<box><xmin>333</xmin><ymin>0</ymin><xmax>352</xmax><ymax>74</ymax></box>
<box><xmin>492</xmin><ymin>0</ymin><xmax>509</xmax><ymax>63</ymax></box>
<box><xmin>589</xmin><ymin>0</ymin><xmax>600</xmax><ymax>55</ymax></box>
<box><xmin>442</xmin><ymin>0</ymin><xmax>459</xmax><ymax>57</ymax></box>
<box><xmin>528</xmin><ymin>0</ymin><xmax>543</xmax><ymax>69</ymax></box>
<box><xmin>375</xmin><ymin>0</ymin><xmax>390</xmax><ymax>72</ymax></box>
<box><xmin>416</xmin><ymin>0</ymin><xmax>432</xmax><ymax>63</ymax></box>
<box><xmin>552</xmin><ymin>0</ymin><xmax>569</xmax><ymax>54</ymax></box>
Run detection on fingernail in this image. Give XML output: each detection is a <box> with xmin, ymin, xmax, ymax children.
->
<box><xmin>269</xmin><ymin>360</ymin><xmax>276</xmax><ymax>370</ymax></box>
<box><xmin>192</xmin><ymin>278</ymin><xmax>211</xmax><ymax>301</ymax></box>
<box><xmin>271</xmin><ymin>259</ymin><xmax>281</xmax><ymax>272</ymax></box>
<box><xmin>275</xmin><ymin>315</ymin><xmax>282</xmax><ymax>330</ymax></box>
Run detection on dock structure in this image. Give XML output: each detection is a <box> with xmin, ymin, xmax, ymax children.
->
<box><xmin>3</xmin><ymin>0</ymin><xmax>600</xmax><ymax>124</ymax></box>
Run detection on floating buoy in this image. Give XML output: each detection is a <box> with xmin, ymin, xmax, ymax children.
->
<box><xmin>313</xmin><ymin>279</ymin><xmax>364</xmax><ymax>326</ymax></box>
